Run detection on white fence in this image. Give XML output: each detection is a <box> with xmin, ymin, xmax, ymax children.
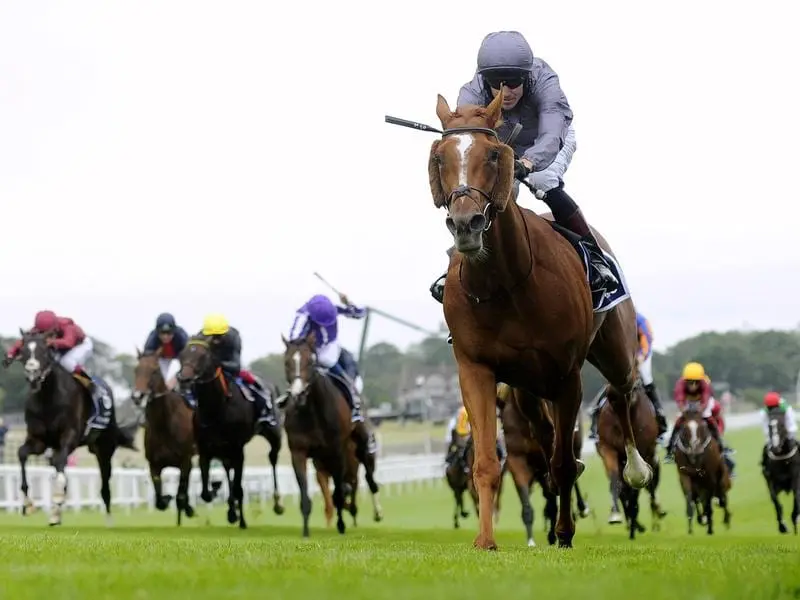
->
<box><xmin>0</xmin><ymin>411</ymin><xmax>766</xmax><ymax>514</ymax></box>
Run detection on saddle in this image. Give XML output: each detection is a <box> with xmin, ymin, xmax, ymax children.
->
<box><xmin>324</xmin><ymin>369</ymin><xmax>358</xmax><ymax>408</ymax></box>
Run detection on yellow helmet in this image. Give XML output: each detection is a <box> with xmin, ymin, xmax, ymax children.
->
<box><xmin>202</xmin><ymin>313</ymin><xmax>230</xmax><ymax>336</ymax></box>
<box><xmin>682</xmin><ymin>361</ymin><xmax>705</xmax><ymax>381</ymax></box>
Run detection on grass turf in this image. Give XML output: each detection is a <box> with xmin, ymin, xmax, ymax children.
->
<box><xmin>0</xmin><ymin>426</ymin><xmax>798</xmax><ymax>600</ymax></box>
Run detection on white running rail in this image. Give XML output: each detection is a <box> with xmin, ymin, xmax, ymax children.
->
<box><xmin>0</xmin><ymin>411</ymin><xmax>766</xmax><ymax>513</ymax></box>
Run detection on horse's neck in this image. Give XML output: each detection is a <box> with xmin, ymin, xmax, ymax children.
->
<box><xmin>461</xmin><ymin>201</ymin><xmax>535</xmax><ymax>294</ymax></box>
<box><xmin>195</xmin><ymin>378</ymin><xmax>225</xmax><ymax>413</ymax></box>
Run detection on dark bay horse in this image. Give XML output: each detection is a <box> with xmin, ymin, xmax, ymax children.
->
<box><xmin>673</xmin><ymin>401</ymin><xmax>731</xmax><ymax>535</ymax></box>
<box><xmin>7</xmin><ymin>331</ymin><xmax>129</xmax><ymax>525</ymax></box>
<box><xmin>596</xmin><ymin>380</ymin><xmax>667</xmax><ymax>540</ymax></box>
<box><xmin>281</xmin><ymin>331</ymin><xmax>383</xmax><ymax>537</ymax></box>
<box><xmin>176</xmin><ymin>336</ymin><xmax>257</xmax><ymax>529</ymax></box>
<box><xmin>761</xmin><ymin>406</ymin><xmax>800</xmax><ymax>534</ymax></box>
<box><xmin>131</xmin><ymin>349</ymin><xmax>196</xmax><ymax>526</ymax></box>
<box><xmin>425</xmin><ymin>90</ymin><xmax>652</xmax><ymax>549</ymax></box>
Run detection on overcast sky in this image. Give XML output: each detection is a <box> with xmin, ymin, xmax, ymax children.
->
<box><xmin>1</xmin><ymin>1</ymin><xmax>797</xmax><ymax>364</ymax></box>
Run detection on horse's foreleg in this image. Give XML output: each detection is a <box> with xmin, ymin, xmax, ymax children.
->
<box><xmin>456</xmin><ymin>361</ymin><xmax>499</xmax><ymax>550</ymax></box>
<box><xmin>232</xmin><ymin>450</ymin><xmax>246</xmax><ymax>530</ymax></box>
<box><xmin>606</xmin><ymin>386</ymin><xmax>652</xmax><ymax>489</ymax></box>
<box><xmin>681</xmin><ymin>474</ymin><xmax>694</xmax><ymax>534</ymax></box>
<box><xmin>151</xmin><ymin>467</ymin><xmax>171</xmax><ymax>511</ymax></box>
<box><xmin>355</xmin><ymin>437</ymin><xmax>383</xmax><ymax>522</ymax></box>
<box><xmin>18</xmin><ymin>439</ymin><xmax>44</xmax><ymax>515</ymax></box>
<box><xmin>291</xmin><ymin>451</ymin><xmax>312</xmax><ymax>537</ymax></box>
<box><xmin>792</xmin><ymin>475</ymin><xmax>800</xmax><ymax>535</ymax></box>
<box><xmin>48</xmin><ymin>446</ymin><xmax>72</xmax><ymax>527</ymax></box>
<box><xmin>766</xmin><ymin>478</ymin><xmax>787</xmax><ymax>533</ymax></box>
<box><xmin>176</xmin><ymin>458</ymin><xmax>194</xmax><ymax>524</ymax></box>
<box><xmin>267</xmin><ymin>431</ymin><xmax>285</xmax><ymax>516</ymax></box>
<box><xmin>597</xmin><ymin>444</ymin><xmax>623</xmax><ymax>524</ymax></box>
<box><xmin>704</xmin><ymin>495</ymin><xmax>714</xmax><ymax>535</ymax></box>
<box><xmin>551</xmin><ymin>370</ymin><xmax>583</xmax><ymax>549</ymax></box>
<box><xmin>507</xmin><ymin>453</ymin><xmax>535</xmax><ymax>546</ymax></box>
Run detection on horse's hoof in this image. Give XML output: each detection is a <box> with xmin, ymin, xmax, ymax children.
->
<box><xmin>472</xmin><ymin>535</ymin><xmax>498</xmax><ymax>550</ymax></box>
<box><xmin>527</xmin><ymin>538</ymin><xmax>536</xmax><ymax>548</ymax></box>
<box><xmin>454</xmin><ymin>521</ymin><xmax>460</xmax><ymax>529</ymax></box>
<box><xmin>184</xmin><ymin>505</ymin><xmax>195</xmax><ymax>518</ymax></box>
<box><xmin>273</xmin><ymin>503</ymin><xmax>285</xmax><ymax>516</ymax></box>
<box><xmin>460</xmin><ymin>511</ymin><xmax>469</xmax><ymax>518</ymax></box>
<box><xmin>608</xmin><ymin>512</ymin><xmax>623</xmax><ymax>525</ymax></box>
<box><xmin>580</xmin><ymin>507</ymin><xmax>591</xmax><ymax>519</ymax></box>
<box><xmin>227</xmin><ymin>510</ymin><xmax>237</xmax><ymax>524</ymax></box>
<box><xmin>239</xmin><ymin>520</ymin><xmax>247</xmax><ymax>530</ymax></box>
<box><xmin>557</xmin><ymin>538</ymin><xmax>573</xmax><ymax>549</ymax></box>
<box><xmin>373</xmin><ymin>511</ymin><xmax>383</xmax><ymax>523</ymax></box>
<box><xmin>337</xmin><ymin>520</ymin><xmax>346</xmax><ymax>534</ymax></box>
<box><xmin>200</xmin><ymin>491</ymin><xmax>213</xmax><ymax>504</ymax></box>
<box><xmin>779</xmin><ymin>522</ymin><xmax>788</xmax><ymax>534</ymax></box>
<box><xmin>547</xmin><ymin>531</ymin><xmax>557</xmax><ymax>546</ymax></box>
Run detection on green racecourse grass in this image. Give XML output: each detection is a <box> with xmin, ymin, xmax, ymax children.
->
<box><xmin>1</xmin><ymin>426</ymin><xmax>799</xmax><ymax>600</ymax></box>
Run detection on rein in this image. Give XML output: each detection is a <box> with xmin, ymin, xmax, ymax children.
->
<box><xmin>767</xmin><ymin>443</ymin><xmax>799</xmax><ymax>461</ymax></box>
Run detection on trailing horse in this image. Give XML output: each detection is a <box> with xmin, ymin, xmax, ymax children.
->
<box><xmin>596</xmin><ymin>380</ymin><xmax>667</xmax><ymax>540</ymax></box>
<box><xmin>416</xmin><ymin>90</ymin><xmax>651</xmax><ymax>549</ymax></box>
<box><xmin>7</xmin><ymin>331</ymin><xmax>132</xmax><ymax>526</ymax></box>
<box><xmin>761</xmin><ymin>406</ymin><xmax>800</xmax><ymax>534</ymax></box>
<box><xmin>131</xmin><ymin>348</ymin><xmax>197</xmax><ymax>526</ymax></box>
<box><xmin>673</xmin><ymin>401</ymin><xmax>732</xmax><ymax>535</ymax></box>
<box><xmin>281</xmin><ymin>331</ymin><xmax>383</xmax><ymax>538</ymax></box>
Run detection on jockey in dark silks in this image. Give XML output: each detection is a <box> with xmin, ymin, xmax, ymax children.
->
<box><xmin>142</xmin><ymin>312</ymin><xmax>189</xmax><ymax>390</ymax></box>
<box><xmin>197</xmin><ymin>314</ymin><xmax>275</xmax><ymax>425</ymax></box>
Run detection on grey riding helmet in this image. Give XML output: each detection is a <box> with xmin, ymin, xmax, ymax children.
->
<box><xmin>156</xmin><ymin>312</ymin><xmax>176</xmax><ymax>333</ymax></box>
<box><xmin>476</xmin><ymin>31</ymin><xmax>534</xmax><ymax>88</ymax></box>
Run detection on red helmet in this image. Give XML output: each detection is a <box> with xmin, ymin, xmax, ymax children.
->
<box><xmin>34</xmin><ymin>310</ymin><xmax>58</xmax><ymax>331</ymax></box>
<box><xmin>764</xmin><ymin>391</ymin><xmax>781</xmax><ymax>408</ymax></box>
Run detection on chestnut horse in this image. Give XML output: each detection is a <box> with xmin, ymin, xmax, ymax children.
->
<box><xmin>131</xmin><ymin>349</ymin><xmax>197</xmax><ymax>526</ymax></box>
<box><xmin>596</xmin><ymin>380</ymin><xmax>667</xmax><ymax>540</ymax></box>
<box><xmin>424</xmin><ymin>90</ymin><xmax>651</xmax><ymax>549</ymax></box>
<box><xmin>674</xmin><ymin>401</ymin><xmax>732</xmax><ymax>535</ymax></box>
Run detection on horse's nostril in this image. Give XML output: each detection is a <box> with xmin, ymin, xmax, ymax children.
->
<box><xmin>445</xmin><ymin>216</ymin><xmax>456</xmax><ymax>234</ymax></box>
<box><xmin>468</xmin><ymin>214</ymin><xmax>487</xmax><ymax>232</ymax></box>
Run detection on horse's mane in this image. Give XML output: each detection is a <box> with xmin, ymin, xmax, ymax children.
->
<box><xmin>446</xmin><ymin>104</ymin><xmax>505</xmax><ymax>130</ymax></box>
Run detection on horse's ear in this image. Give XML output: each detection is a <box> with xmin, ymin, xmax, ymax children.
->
<box><xmin>306</xmin><ymin>330</ymin><xmax>317</xmax><ymax>348</ymax></box>
<box><xmin>19</xmin><ymin>327</ymin><xmax>25</xmax><ymax>337</ymax></box>
<box><xmin>281</xmin><ymin>334</ymin><xmax>289</xmax><ymax>348</ymax></box>
<box><xmin>490</xmin><ymin>143</ymin><xmax>515</xmax><ymax>211</ymax></box>
<box><xmin>435</xmin><ymin>94</ymin><xmax>452</xmax><ymax>128</ymax></box>
<box><xmin>428</xmin><ymin>140</ymin><xmax>446</xmax><ymax>208</ymax></box>
<box><xmin>484</xmin><ymin>87</ymin><xmax>504</xmax><ymax>129</ymax></box>
<box><xmin>135</xmin><ymin>347</ymin><xmax>142</xmax><ymax>359</ymax></box>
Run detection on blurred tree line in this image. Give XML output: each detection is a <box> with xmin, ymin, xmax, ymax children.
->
<box><xmin>0</xmin><ymin>329</ymin><xmax>798</xmax><ymax>413</ymax></box>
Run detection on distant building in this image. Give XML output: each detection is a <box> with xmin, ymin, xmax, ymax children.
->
<box><xmin>396</xmin><ymin>369</ymin><xmax>460</xmax><ymax>422</ymax></box>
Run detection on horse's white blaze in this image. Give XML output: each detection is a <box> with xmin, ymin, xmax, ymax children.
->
<box><xmin>622</xmin><ymin>442</ymin><xmax>653</xmax><ymax>489</ymax></box>
<box><xmin>289</xmin><ymin>350</ymin><xmax>304</xmax><ymax>396</ymax></box>
<box><xmin>453</xmin><ymin>133</ymin><xmax>473</xmax><ymax>186</ymax></box>
<box><xmin>770</xmin><ymin>418</ymin><xmax>780</xmax><ymax>448</ymax></box>
<box><xmin>687</xmin><ymin>420</ymin><xmax>699</xmax><ymax>447</ymax></box>
<box><xmin>24</xmin><ymin>341</ymin><xmax>40</xmax><ymax>373</ymax></box>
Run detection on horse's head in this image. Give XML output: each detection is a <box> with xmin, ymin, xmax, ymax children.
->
<box><xmin>176</xmin><ymin>337</ymin><xmax>216</xmax><ymax>388</ymax></box>
<box><xmin>677</xmin><ymin>402</ymin><xmax>711</xmax><ymax>459</ymax></box>
<box><xmin>281</xmin><ymin>332</ymin><xmax>318</xmax><ymax>406</ymax></box>
<box><xmin>766</xmin><ymin>407</ymin><xmax>796</xmax><ymax>459</ymax></box>
<box><xmin>131</xmin><ymin>347</ymin><xmax>165</xmax><ymax>407</ymax></box>
<box><xmin>17</xmin><ymin>329</ymin><xmax>58</xmax><ymax>393</ymax></box>
<box><xmin>428</xmin><ymin>90</ymin><xmax>515</xmax><ymax>257</ymax></box>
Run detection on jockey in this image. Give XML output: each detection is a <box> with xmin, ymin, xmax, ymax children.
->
<box><xmin>430</xmin><ymin>30</ymin><xmax>620</xmax><ymax>343</ymax></box>
<box><xmin>760</xmin><ymin>391</ymin><xmax>798</xmax><ymax>464</ymax></box>
<box><xmin>588</xmin><ymin>311</ymin><xmax>667</xmax><ymax>440</ymax></box>
<box><xmin>3</xmin><ymin>310</ymin><xmax>135</xmax><ymax>445</ymax></box>
<box><xmin>199</xmin><ymin>314</ymin><xmax>275</xmax><ymax>421</ymax></box>
<box><xmin>445</xmin><ymin>404</ymin><xmax>507</xmax><ymax>472</ymax></box>
<box><xmin>287</xmin><ymin>293</ymin><xmax>367</xmax><ymax>422</ymax></box>
<box><xmin>664</xmin><ymin>362</ymin><xmax>735</xmax><ymax>475</ymax></box>
<box><xmin>142</xmin><ymin>312</ymin><xmax>189</xmax><ymax>391</ymax></box>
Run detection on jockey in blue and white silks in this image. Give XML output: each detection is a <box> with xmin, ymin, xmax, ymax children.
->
<box><xmin>288</xmin><ymin>293</ymin><xmax>367</xmax><ymax>421</ymax></box>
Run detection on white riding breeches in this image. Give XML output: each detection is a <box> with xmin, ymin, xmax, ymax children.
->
<box><xmin>58</xmin><ymin>337</ymin><xmax>94</xmax><ymax>372</ymax></box>
<box><xmin>158</xmin><ymin>358</ymin><xmax>180</xmax><ymax>384</ymax></box>
<box><xmin>316</xmin><ymin>339</ymin><xmax>341</xmax><ymax>369</ymax></box>
<box><xmin>526</xmin><ymin>125</ymin><xmax>577</xmax><ymax>193</ymax></box>
<box><xmin>638</xmin><ymin>353</ymin><xmax>654</xmax><ymax>386</ymax></box>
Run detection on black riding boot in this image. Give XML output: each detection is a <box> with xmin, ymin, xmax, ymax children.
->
<box><xmin>588</xmin><ymin>401</ymin><xmax>602</xmax><ymax>440</ymax></box>
<box><xmin>664</xmin><ymin>423</ymin><xmax>680</xmax><ymax>462</ymax></box>
<box><xmin>431</xmin><ymin>247</ymin><xmax>456</xmax><ymax>344</ymax></box>
<box><xmin>644</xmin><ymin>383</ymin><xmax>668</xmax><ymax>436</ymax></box>
<box><xmin>542</xmin><ymin>186</ymin><xmax>619</xmax><ymax>289</ymax></box>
